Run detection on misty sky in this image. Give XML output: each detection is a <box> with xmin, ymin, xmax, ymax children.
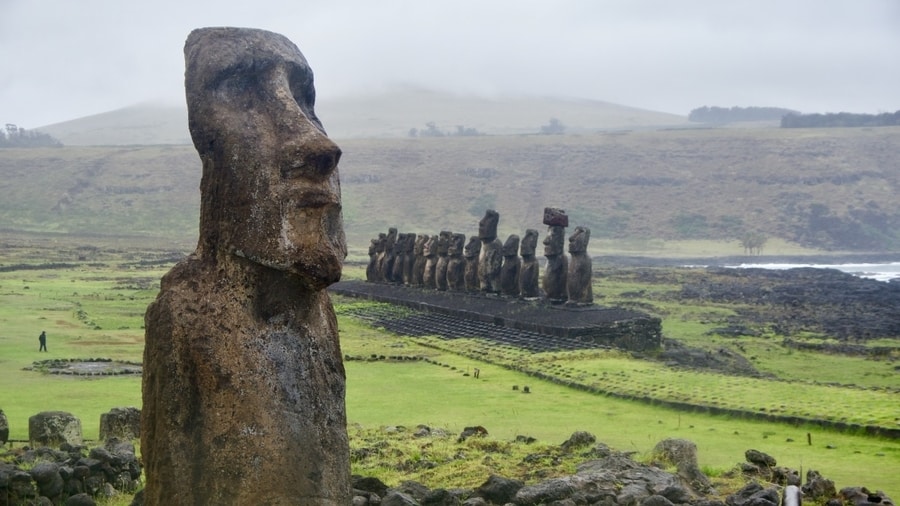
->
<box><xmin>1</xmin><ymin>0</ymin><xmax>898</xmax><ymax>128</ymax></box>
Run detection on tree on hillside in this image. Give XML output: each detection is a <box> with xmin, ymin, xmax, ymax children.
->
<box><xmin>740</xmin><ymin>231</ymin><xmax>767</xmax><ymax>256</ymax></box>
<box><xmin>0</xmin><ymin>123</ymin><xmax>63</xmax><ymax>148</ymax></box>
<box><xmin>540</xmin><ymin>118</ymin><xmax>565</xmax><ymax>135</ymax></box>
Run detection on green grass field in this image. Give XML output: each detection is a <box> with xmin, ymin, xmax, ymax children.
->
<box><xmin>1</xmin><ymin>244</ymin><xmax>898</xmax><ymax>500</ymax></box>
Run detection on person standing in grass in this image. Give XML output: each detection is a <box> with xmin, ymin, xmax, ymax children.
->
<box><xmin>38</xmin><ymin>330</ymin><xmax>47</xmax><ymax>352</ymax></box>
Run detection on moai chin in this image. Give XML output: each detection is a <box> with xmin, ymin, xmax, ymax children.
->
<box><xmin>477</xmin><ymin>209</ymin><xmax>503</xmax><ymax>293</ymax></box>
<box><xmin>542</xmin><ymin>208</ymin><xmax>568</xmax><ymax>303</ymax></box>
<box><xmin>567</xmin><ymin>226</ymin><xmax>593</xmax><ymax>305</ymax></box>
<box><xmin>141</xmin><ymin>27</ymin><xmax>350</xmax><ymax>505</ymax></box>
<box><xmin>519</xmin><ymin>228</ymin><xmax>541</xmax><ymax>299</ymax></box>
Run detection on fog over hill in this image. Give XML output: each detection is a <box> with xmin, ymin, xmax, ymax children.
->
<box><xmin>37</xmin><ymin>89</ymin><xmax>689</xmax><ymax>146</ymax></box>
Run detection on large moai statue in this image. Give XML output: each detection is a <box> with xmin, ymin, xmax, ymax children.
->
<box><xmin>381</xmin><ymin>227</ymin><xmax>398</xmax><ymax>282</ymax></box>
<box><xmin>412</xmin><ymin>234</ymin><xmax>428</xmax><ymax>286</ymax></box>
<box><xmin>463</xmin><ymin>235</ymin><xmax>481</xmax><ymax>292</ymax></box>
<box><xmin>422</xmin><ymin>234</ymin><xmax>439</xmax><ymax>289</ymax></box>
<box><xmin>446</xmin><ymin>233</ymin><xmax>467</xmax><ymax>291</ymax></box>
<box><xmin>366</xmin><ymin>236</ymin><xmax>379</xmax><ymax>282</ymax></box>
<box><xmin>542</xmin><ymin>207</ymin><xmax>569</xmax><ymax>303</ymax></box>
<box><xmin>434</xmin><ymin>230</ymin><xmax>452</xmax><ymax>291</ymax></box>
<box><xmin>499</xmin><ymin>234</ymin><xmax>521</xmax><ymax>297</ymax></box>
<box><xmin>567</xmin><ymin>226</ymin><xmax>593</xmax><ymax>305</ymax></box>
<box><xmin>519</xmin><ymin>228</ymin><xmax>541</xmax><ymax>299</ymax></box>
<box><xmin>372</xmin><ymin>232</ymin><xmax>387</xmax><ymax>282</ymax></box>
<box><xmin>390</xmin><ymin>232</ymin><xmax>406</xmax><ymax>284</ymax></box>
<box><xmin>477</xmin><ymin>210</ymin><xmax>503</xmax><ymax>293</ymax></box>
<box><xmin>401</xmin><ymin>233</ymin><xmax>416</xmax><ymax>285</ymax></box>
<box><xmin>142</xmin><ymin>28</ymin><xmax>350</xmax><ymax>505</ymax></box>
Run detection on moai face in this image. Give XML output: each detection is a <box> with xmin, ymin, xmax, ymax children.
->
<box><xmin>186</xmin><ymin>27</ymin><xmax>345</xmax><ymax>289</ymax></box>
<box><xmin>448</xmin><ymin>233</ymin><xmax>466</xmax><ymax>256</ymax></box>
<box><xmin>520</xmin><ymin>229</ymin><xmax>539</xmax><ymax>257</ymax></box>
<box><xmin>384</xmin><ymin>228</ymin><xmax>397</xmax><ymax>251</ymax></box>
<box><xmin>424</xmin><ymin>235</ymin><xmax>439</xmax><ymax>257</ymax></box>
<box><xmin>502</xmin><ymin>234</ymin><xmax>520</xmax><ymax>256</ymax></box>
<box><xmin>394</xmin><ymin>233</ymin><xmax>407</xmax><ymax>254</ymax></box>
<box><xmin>414</xmin><ymin>234</ymin><xmax>428</xmax><ymax>255</ymax></box>
<box><xmin>568</xmin><ymin>226</ymin><xmax>591</xmax><ymax>254</ymax></box>
<box><xmin>478</xmin><ymin>209</ymin><xmax>499</xmax><ymax>241</ymax></box>
<box><xmin>438</xmin><ymin>230</ymin><xmax>452</xmax><ymax>255</ymax></box>
<box><xmin>543</xmin><ymin>226</ymin><xmax>566</xmax><ymax>256</ymax></box>
<box><xmin>464</xmin><ymin>236</ymin><xmax>482</xmax><ymax>259</ymax></box>
<box><xmin>374</xmin><ymin>233</ymin><xmax>386</xmax><ymax>253</ymax></box>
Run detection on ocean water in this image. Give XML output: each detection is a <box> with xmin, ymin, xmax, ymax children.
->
<box><xmin>724</xmin><ymin>262</ymin><xmax>900</xmax><ymax>282</ymax></box>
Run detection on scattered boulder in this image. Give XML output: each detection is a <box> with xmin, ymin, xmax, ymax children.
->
<box><xmin>726</xmin><ymin>482</ymin><xmax>780</xmax><ymax>506</ymax></box>
<box><xmin>474</xmin><ymin>474</ymin><xmax>524</xmax><ymax>504</ymax></box>
<box><xmin>840</xmin><ymin>486</ymin><xmax>896</xmax><ymax>506</ymax></box>
<box><xmin>745</xmin><ymin>449</ymin><xmax>776</xmax><ymax>468</ymax></box>
<box><xmin>382</xmin><ymin>490</ymin><xmax>421</xmax><ymax>506</ymax></box>
<box><xmin>652</xmin><ymin>438</ymin><xmax>713</xmax><ymax>493</ymax></box>
<box><xmin>458</xmin><ymin>425</ymin><xmax>488</xmax><ymax>442</ymax></box>
<box><xmin>561</xmin><ymin>430</ymin><xmax>597</xmax><ymax>451</ymax></box>
<box><xmin>29</xmin><ymin>411</ymin><xmax>83</xmax><ymax>447</ymax></box>
<box><xmin>803</xmin><ymin>469</ymin><xmax>837</xmax><ymax>503</ymax></box>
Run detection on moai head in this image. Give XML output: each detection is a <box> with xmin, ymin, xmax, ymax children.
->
<box><xmin>384</xmin><ymin>228</ymin><xmax>398</xmax><ymax>251</ymax></box>
<box><xmin>374</xmin><ymin>233</ymin><xmax>386</xmax><ymax>253</ymax></box>
<box><xmin>502</xmin><ymin>234</ymin><xmax>520</xmax><ymax>256</ymax></box>
<box><xmin>568</xmin><ymin>226</ymin><xmax>591</xmax><ymax>254</ymax></box>
<box><xmin>185</xmin><ymin>27</ymin><xmax>345</xmax><ymax>289</ymax></box>
<box><xmin>438</xmin><ymin>230</ymin><xmax>452</xmax><ymax>256</ymax></box>
<box><xmin>414</xmin><ymin>234</ymin><xmax>428</xmax><ymax>256</ymax></box>
<box><xmin>394</xmin><ymin>233</ymin><xmax>407</xmax><ymax>254</ymax></box>
<box><xmin>464</xmin><ymin>235</ymin><xmax>482</xmax><ymax>259</ymax></box>
<box><xmin>478</xmin><ymin>209</ymin><xmax>500</xmax><ymax>241</ymax></box>
<box><xmin>448</xmin><ymin>233</ymin><xmax>466</xmax><ymax>256</ymax></box>
<box><xmin>543</xmin><ymin>225</ymin><xmax>566</xmax><ymax>257</ymax></box>
<box><xmin>368</xmin><ymin>238</ymin><xmax>377</xmax><ymax>257</ymax></box>
<box><xmin>424</xmin><ymin>235</ymin><xmax>439</xmax><ymax>257</ymax></box>
<box><xmin>520</xmin><ymin>229</ymin><xmax>539</xmax><ymax>257</ymax></box>
<box><xmin>404</xmin><ymin>233</ymin><xmax>416</xmax><ymax>254</ymax></box>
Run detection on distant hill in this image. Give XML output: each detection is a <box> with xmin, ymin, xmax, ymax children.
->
<box><xmin>37</xmin><ymin>88</ymin><xmax>689</xmax><ymax>146</ymax></box>
<box><xmin>3</xmin><ymin>125</ymin><xmax>900</xmax><ymax>257</ymax></box>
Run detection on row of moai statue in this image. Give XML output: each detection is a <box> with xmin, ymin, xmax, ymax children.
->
<box><xmin>366</xmin><ymin>208</ymin><xmax>593</xmax><ymax>305</ymax></box>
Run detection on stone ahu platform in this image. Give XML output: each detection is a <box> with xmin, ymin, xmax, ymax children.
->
<box><xmin>331</xmin><ymin>280</ymin><xmax>662</xmax><ymax>352</ymax></box>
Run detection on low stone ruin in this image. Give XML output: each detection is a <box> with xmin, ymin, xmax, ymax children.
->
<box><xmin>365</xmin><ymin>207</ymin><xmax>594</xmax><ymax>306</ymax></box>
<box><xmin>0</xmin><ymin>438</ymin><xmax>141</xmax><ymax>505</ymax></box>
<box><xmin>346</xmin><ymin>428</ymin><xmax>895</xmax><ymax>506</ymax></box>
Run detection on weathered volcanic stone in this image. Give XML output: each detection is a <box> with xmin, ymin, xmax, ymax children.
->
<box><xmin>567</xmin><ymin>226</ymin><xmax>593</xmax><ymax>305</ymax></box>
<box><xmin>519</xmin><ymin>229</ymin><xmax>541</xmax><ymax>298</ymax></box>
<box><xmin>477</xmin><ymin>209</ymin><xmax>503</xmax><ymax>293</ymax></box>
<box><xmin>28</xmin><ymin>411</ymin><xmax>83</xmax><ymax>447</ymax></box>
<box><xmin>99</xmin><ymin>407</ymin><xmax>141</xmax><ymax>441</ymax></box>
<box><xmin>141</xmin><ymin>27</ymin><xmax>350</xmax><ymax>505</ymax></box>
<box><xmin>542</xmin><ymin>224</ymin><xmax>568</xmax><ymax>303</ymax></box>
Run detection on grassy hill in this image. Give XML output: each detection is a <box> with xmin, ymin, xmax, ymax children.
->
<box><xmin>5</xmin><ymin>93</ymin><xmax>900</xmax><ymax>257</ymax></box>
<box><xmin>4</xmin><ymin>126</ymin><xmax>900</xmax><ymax>258</ymax></box>
<box><xmin>36</xmin><ymin>89</ymin><xmax>689</xmax><ymax>146</ymax></box>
